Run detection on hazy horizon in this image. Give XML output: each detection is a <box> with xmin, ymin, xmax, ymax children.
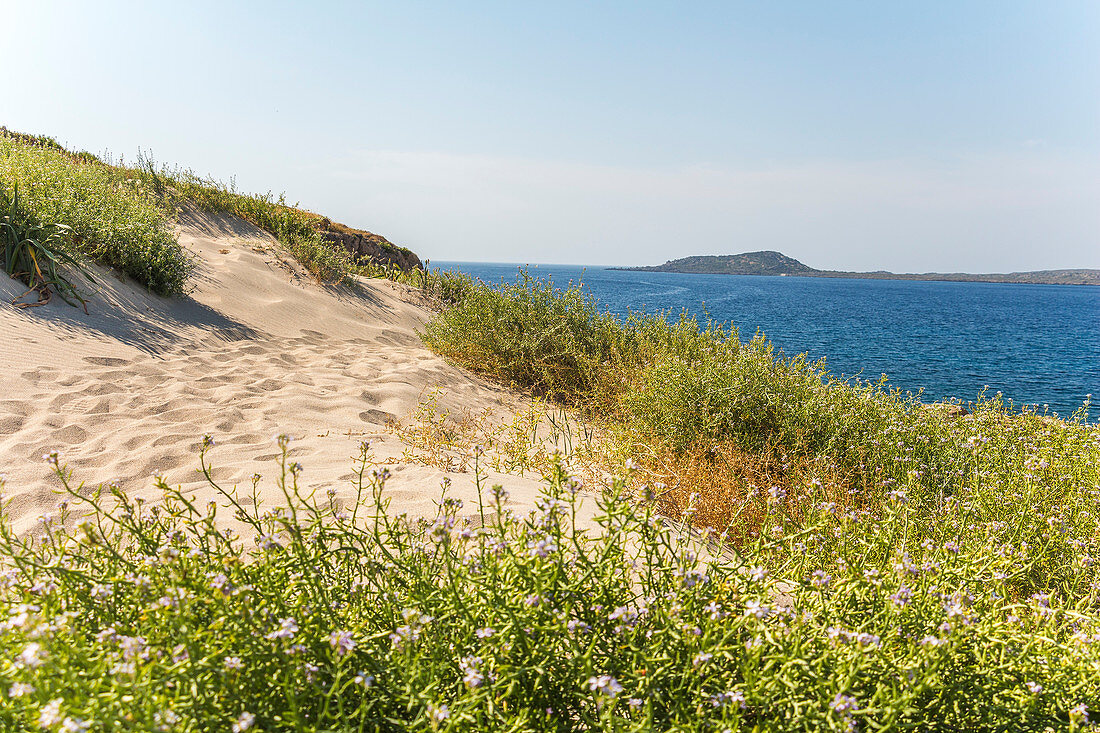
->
<box><xmin>4</xmin><ymin>1</ymin><xmax>1097</xmax><ymax>271</ymax></box>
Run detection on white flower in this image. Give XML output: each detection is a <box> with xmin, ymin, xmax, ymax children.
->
<box><xmin>224</xmin><ymin>656</ymin><xmax>243</xmax><ymax>671</ymax></box>
<box><xmin>1025</xmin><ymin>681</ymin><xmax>1042</xmax><ymax>694</ymax></box>
<box><xmin>232</xmin><ymin>711</ymin><xmax>255</xmax><ymax>732</ymax></box>
<box><xmin>475</xmin><ymin>627</ymin><xmax>495</xmax><ymax>639</ymax></box>
<box><xmin>8</xmin><ymin>682</ymin><xmax>35</xmax><ymax>697</ymax></box>
<box><xmin>60</xmin><ymin>717</ymin><xmax>90</xmax><ymax>732</ymax></box>
<box><xmin>743</xmin><ymin>600</ymin><xmax>772</xmax><ymax>619</ymax></box>
<box><xmin>19</xmin><ymin>642</ymin><xmax>46</xmax><ymax>668</ymax></box>
<box><xmin>38</xmin><ymin>698</ymin><xmax>63</xmax><ymax>728</ymax></box>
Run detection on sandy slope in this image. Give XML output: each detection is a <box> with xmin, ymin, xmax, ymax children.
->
<box><xmin>0</xmin><ymin>209</ymin><xmax>597</xmax><ymax>535</ymax></box>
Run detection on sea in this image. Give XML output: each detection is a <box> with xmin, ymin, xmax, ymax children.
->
<box><xmin>434</xmin><ymin>261</ymin><xmax>1100</xmax><ymax>421</ymax></box>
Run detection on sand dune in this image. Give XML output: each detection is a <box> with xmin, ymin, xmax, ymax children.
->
<box><xmin>0</xmin><ymin>209</ymin><xmax>596</xmax><ymax>535</ymax></box>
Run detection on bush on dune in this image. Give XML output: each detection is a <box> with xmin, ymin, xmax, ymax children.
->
<box><xmin>0</xmin><ymin>135</ymin><xmax>192</xmax><ymax>297</ymax></box>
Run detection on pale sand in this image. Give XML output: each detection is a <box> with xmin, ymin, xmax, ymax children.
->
<box><xmin>0</xmin><ymin>209</ymin><xmax>601</xmax><ymax>536</ymax></box>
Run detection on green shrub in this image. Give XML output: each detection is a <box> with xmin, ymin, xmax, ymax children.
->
<box><xmin>422</xmin><ymin>271</ymin><xmax>636</xmax><ymax>403</ymax></box>
<box><xmin>0</xmin><ymin>136</ymin><xmax>192</xmax><ymax>296</ymax></box>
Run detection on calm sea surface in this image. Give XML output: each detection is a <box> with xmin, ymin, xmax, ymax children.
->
<box><xmin>434</xmin><ymin>261</ymin><xmax>1100</xmax><ymax>420</ymax></box>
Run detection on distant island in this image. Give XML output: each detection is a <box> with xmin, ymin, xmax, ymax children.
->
<box><xmin>612</xmin><ymin>251</ymin><xmax>1100</xmax><ymax>286</ymax></box>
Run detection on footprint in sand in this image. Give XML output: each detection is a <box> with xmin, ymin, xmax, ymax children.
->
<box><xmin>359</xmin><ymin>409</ymin><xmax>397</xmax><ymax>426</ymax></box>
<box><xmin>81</xmin><ymin>356</ymin><xmax>131</xmax><ymax>367</ymax></box>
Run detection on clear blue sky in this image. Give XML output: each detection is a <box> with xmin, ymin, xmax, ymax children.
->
<box><xmin>3</xmin><ymin>0</ymin><xmax>1097</xmax><ymax>270</ymax></box>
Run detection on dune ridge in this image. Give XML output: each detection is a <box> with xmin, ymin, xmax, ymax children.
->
<box><xmin>0</xmin><ymin>207</ymin><xmax>588</xmax><ymax>534</ymax></box>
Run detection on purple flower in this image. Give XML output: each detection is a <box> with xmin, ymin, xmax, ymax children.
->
<box><xmin>587</xmin><ymin>675</ymin><xmax>623</xmax><ymax>698</ymax></box>
<box><xmin>830</xmin><ymin>693</ymin><xmax>858</xmax><ymax>714</ymax></box>
<box><xmin>329</xmin><ymin>630</ymin><xmax>356</xmax><ymax>656</ymax></box>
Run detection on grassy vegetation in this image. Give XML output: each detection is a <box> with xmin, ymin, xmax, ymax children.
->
<box><xmin>2</xmin><ymin>431</ymin><xmax>1099</xmax><ymax>731</ymax></box>
<box><xmin>128</xmin><ymin>154</ymin><xmax>356</xmax><ymax>284</ymax></box>
<box><xmin>414</xmin><ymin>270</ymin><xmax>1100</xmax><ymax>726</ymax></box>
<box><xmin>0</xmin><ymin>128</ymin><xmax>382</xmax><ymax>297</ymax></box>
<box><xmin>0</xmin><ymin>133</ymin><xmax>191</xmax><ymax>296</ymax></box>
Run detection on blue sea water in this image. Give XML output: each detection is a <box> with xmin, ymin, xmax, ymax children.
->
<box><xmin>434</xmin><ymin>261</ymin><xmax>1100</xmax><ymax>421</ymax></box>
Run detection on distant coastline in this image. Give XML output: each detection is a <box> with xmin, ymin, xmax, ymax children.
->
<box><xmin>612</xmin><ymin>251</ymin><xmax>1100</xmax><ymax>286</ymax></box>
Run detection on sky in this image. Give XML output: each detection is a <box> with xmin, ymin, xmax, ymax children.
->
<box><xmin>2</xmin><ymin>0</ymin><xmax>1097</xmax><ymax>271</ymax></box>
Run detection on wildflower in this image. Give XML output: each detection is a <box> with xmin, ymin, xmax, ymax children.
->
<box><xmin>766</xmin><ymin>485</ymin><xmax>786</xmax><ymax>504</ymax></box>
<box><xmin>256</xmin><ymin>534</ymin><xmax>281</xmax><ymax>551</ymax></box>
<box><xmin>587</xmin><ymin>675</ymin><xmax>623</xmax><ymax>698</ymax></box>
<box><xmin>232</xmin><ymin>712</ymin><xmax>255</xmax><ymax>732</ymax></box>
<box><xmin>459</xmin><ymin>656</ymin><xmax>484</xmax><ymax>688</ymax></box>
<box><xmin>886</xmin><ymin>488</ymin><xmax>908</xmax><ymax>504</ymax></box>
<box><xmin>267</xmin><ymin>617</ymin><xmax>299</xmax><ymax>640</ymax></box>
<box><xmin>202</xmin><ymin>433</ymin><xmax>216</xmax><ymax>449</ymax></box>
<box><xmin>890</xmin><ymin>586</ymin><xmax>913</xmax><ymax>607</ymax></box>
<box><xmin>704</xmin><ymin>601</ymin><xmax>724</xmax><ymax>620</ymax></box>
<box><xmin>1069</xmin><ymin>703</ymin><xmax>1089</xmax><ymax>724</ymax></box>
<box><xmin>475</xmin><ymin>627</ymin><xmax>495</xmax><ymax>639</ymax></box>
<box><xmin>19</xmin><ymin>642</ymin><xmax>46</xmax><ymax>668</ymax></box>
<box><xmin>38</xmin><ymin>699</ymin><xmax>63</xmax><ymax>728</ymax></box>
<box><xmin>209</xmin><ymin>573</ymin><xmax>235</xmax><ymax>598</ymax></box>
<box><xmin>1025</xmin><ymin>681</ymin><xmax>1042</xmax><ymax>694</ymax></box>
<box><xmin>710</xmin><ymin>690</ymin><xmax>746</xmax><ymax>709</ymax></box>
<box><xmin>692</xmin><ymin>652</ymin><xmax>713</xmax><ymax>667</ymax></box>
<box><xmin>61</xmin><ymin>716</ymin><xmax>91</xmax><ymax>732</ymax></box>
<box><xmin>9</xmin><ymin>682</ymin><xmax>35</xmax><ymax>697</ymax></box>
<box><xmin>43</xmin><ymin>451</ymin><xmax>61</xmax><ymax>467</ymax></box>
<box><xmin>830</xmin><ymin>693</ymin><xmax>858</xmax><ymax>714</ymax></box>
<box><xmin>329</xmin><ymin>630</ymin><xmax>356</xmax><ymax>656</ymax></box>
<box><xmin>118</xmin><ymin>635</ymin><xmax>148</xmax><ymax>660</ymax></box>
<box><xmin>154</xmin><ymin>710</ymin><xmax>181</xmax><ymax>730</ymax></box>
<box><xmin>527</xmin><ymin>537</ymin><xmax>557</xmax><ymax>558</ymax></box>
<box><xmin>353</xmin><ymin>672</ymin><xmax>375</xmax><ymax>687</ymax></box>
<box><xmin>427</xmin><ymin>703</ymin><xmax>450</xmax><ymax>722</ymax></box>
<box><xmin>744</xmin><ymin>600</ymin><xmax>773</xmax><ymax>619</ymax></box>
<box><xmin>224</xmin><ymin>656</ymin><xmax>243</xmax><ymax>671</ymax></box>
<box><xmin>172</xmin><ymin>645</ymin><xmax>189</xmax><ymax>663</ymax></box>
<box><xmin>919</xmin><ymin>635</ymin><xmax>945</xmax><ymax>648</ymax></box>
<box><xmin>567</xmin><ymin>619</ymin><xmax>591</xmax><ymax>633</ymax></box>
<box><xmin>680</xmin><ymin>569</ymin><xmax>709</xmax><ymax>588</ymax></box>
<box><xmin>627</xmin><ymin>697</ymin><xmax>643</xmax><ymax>710</ymax></box>
<box><xmin>624</xmin><ymin>458</ymin><xmax>640</xmax><ymax>472</ymax></box>
<box><xmin>810</xmin><ymin>569</ymin><xmax>832</xmax><ymax>588</ymax></box>
<box><xmin>748</xmin><ymin>566</ymin><xmax>767</xmax><ymax>582</ymax></box>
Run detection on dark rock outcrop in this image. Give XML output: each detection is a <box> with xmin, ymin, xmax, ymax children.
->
<box><xmin>315</xmin><ymin>218</ymin><xmax>423</xmax><ymax>272</ymax></box>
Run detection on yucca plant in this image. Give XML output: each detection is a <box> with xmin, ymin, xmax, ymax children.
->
<box><xmin>0</xmin><ymin>185</ymin><xmax>95</xmax><ymax>311</ymax></box>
